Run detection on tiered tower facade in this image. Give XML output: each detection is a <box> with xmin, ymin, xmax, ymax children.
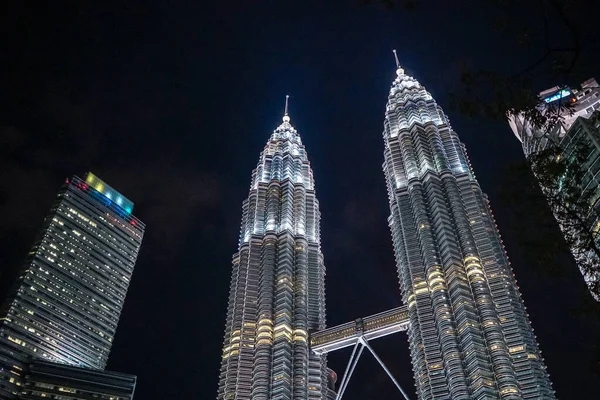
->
<box><xmin>382</xmin><ymin>55</ymin><xmax>555</xmax><ymax>399</ymax></box>
<box><xmin>217</xmin><ymin>102</ymin><xmax>329</xmax><ymax>400</ymax></box>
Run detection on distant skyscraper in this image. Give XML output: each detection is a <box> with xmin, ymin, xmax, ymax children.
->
<box><xmin>382</xmin><ymin>52</ymin><xmax>555</xmax><ymax>399</ymax></box>
<box><xmin>509</xmin><ymin>78</ymin><xmax>600</xmax><ymax>300</ymax></box>
<box><xmin>0</xmin><ymin>173</ymin><xmax>144</xmax><ymax>398</ymax></box>
<box><xmin>217</xmin><ymin>99</ymin><xmax>329</xmax><ymax>400</ymax></box>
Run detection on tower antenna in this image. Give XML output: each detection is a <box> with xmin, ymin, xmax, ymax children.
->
<box><xmin>392</xmin><ymin>49</ymin><xmax>400</xmax><ymax>68</ymax></box>
<box><xmin>283</xmin><ymin>95</ymin><xmax>290</xmax><ymax>122</ymax></box>
<box><xmin>392</xmin><ymin>49</ymin><xmax>404</xmax><ymax>76</ymax></box>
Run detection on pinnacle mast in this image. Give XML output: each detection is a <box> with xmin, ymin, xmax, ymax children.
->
<box><xmin>283</xmin><ymin>94</ymin><xmax>290</xmax><ymax>123</ymax></box>
<box><xmin>392</xmin><ymin>49</ymin><xmax>404</xmax><ymax>75</ymax></box>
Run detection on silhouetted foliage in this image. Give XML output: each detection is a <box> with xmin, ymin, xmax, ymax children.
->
<box><xmin>502</xmin><ymin>135</ymin><xmax>600</xmax><ymax>298</ymax></box>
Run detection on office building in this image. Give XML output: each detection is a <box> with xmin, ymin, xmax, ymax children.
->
<box><xmin>0</xmin><ymin>173</ymin><xmax>144</xmax><ymax>398</ymax></box>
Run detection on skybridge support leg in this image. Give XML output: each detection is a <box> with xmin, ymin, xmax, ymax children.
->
<box><xmin>335</xmin><ymin>341</ymin><xmax>359</xmax><ymax>400</ymax></box>
<box><xmin>335</xmin><ymin>341</ymin><xmax>364</xmax><ymax>400</ymax></box>
<box><xmin>360</xmin><ymin>337</ymin><xmax>411</xmax><ymax>400</ymax></box>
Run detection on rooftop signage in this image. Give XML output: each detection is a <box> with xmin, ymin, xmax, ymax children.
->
<box><xmin>85</xmin><ymin>172</ymin><xmax>134</xmax><ymax>214</ymax></box>
<box><xmin>543</xmin><ymin>89</ymin><xmax>571</xmax><ymax>103</ymax></box>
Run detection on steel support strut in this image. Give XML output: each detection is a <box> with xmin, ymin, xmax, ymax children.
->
<box><xmin>360</xmin><ymin>337</ymin><xmax>411</xmax><ymax>400</ymax></box>
<box><xmin>332</xmin><ymin>337</ymin><xmax>411</xmax><ymax>400</ymax></box>
<box><xmin>334</xmin><ymin>341</ymin><xmax>359</xmax><ymax>400</ymax></box>
<box><xmin>335</xmin><ymin>341</ymin><xmax>364</xmax><ymax>400</ymax></box>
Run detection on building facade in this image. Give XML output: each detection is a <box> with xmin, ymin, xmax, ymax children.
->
<box><xmin>509</xmin><ymin>79</ymin><xmax>600</xmax><ymax>300</ymax></box>
<box><xmin>217</xmin><ymin>105</ymin><xmax>329</xmax><ymax>400</ymax></box>
<box><xmin>19</xmin><ymin>361</ymin><xmax>136</xmax><ymax>400</ymax></box>
<box><xmin>382</xmin><ymin>57</ymin><xmax>555</xmax><ymax>399</ymax></box>
<box><xmin>0</xmin><ymin>173</ymin><xmax>144</xmax><ymax>398</ymax></box>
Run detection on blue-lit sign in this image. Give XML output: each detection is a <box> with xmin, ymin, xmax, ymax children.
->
<box><xmin>544</xmin><ymin>89</ymin><xmax>571</xmax><ymax>103</ymax></box>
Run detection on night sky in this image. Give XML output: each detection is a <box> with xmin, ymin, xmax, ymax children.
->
<box><xmin>1</xmin><ymin>1</ymin><xmax>599</xmax><ymax>399</ymax></box>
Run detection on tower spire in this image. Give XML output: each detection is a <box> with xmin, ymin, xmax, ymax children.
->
<box><xmin>283</xmin><ymin>95</ymin><xmax>290</xmax><ymax>123</ymax></box>
<box><xmin>392</xmin><ymin>49</ymin><xmax>400</xmax><ymax>68</ymax></box>
<box><xmin>392</xmin><ymin>49</ymin><xmax>404</xmax><ymax>76</ymax></box>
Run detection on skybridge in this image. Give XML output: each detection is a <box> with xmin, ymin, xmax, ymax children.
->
<box><xmin>310</xmin><ymin>306</ymin><xmax>412</xmax><ymax>400</ymax></box>
<box><xmin>311</xmin><ymin>306</ymin><xmax>410</xmax><ymax>354</ymax></box>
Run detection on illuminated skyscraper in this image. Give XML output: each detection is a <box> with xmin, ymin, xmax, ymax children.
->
<box><xmin>382</xmin><ymin>52</ymin><xmax>555</xmax><ymax>399</ymax></box>
<box><xmin>509</xmin><ymin>78</ymin><xmax>600</xmax><ymax>300</ymax></box>
<box><xmin>217</xmin><ymin>98</ymin><xmax>329</xmax><ymax>400</ymax></box>
<box><xmin>0</xmin><ymin>173</ymin><xmax>144</xmax><ymax>398</ymax></box>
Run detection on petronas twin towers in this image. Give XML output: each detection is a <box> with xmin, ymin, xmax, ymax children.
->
<box><xmin>217</xmin><ymin>57</ymin><xmax>556</xmax><ymax>399</ymax></box>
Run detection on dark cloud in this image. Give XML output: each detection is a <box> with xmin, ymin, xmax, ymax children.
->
<box><xmin>105</xmin><ymin>163</ymin><xmax>222</xmax><ymax>250</ymax></box>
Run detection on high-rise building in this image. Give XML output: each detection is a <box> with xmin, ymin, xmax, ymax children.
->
<box><xmin>217</xmin><ymin>100</ymin><xmax>329</xmax><ymax>400</ymax></box>
<box><xmin>509</xmin><ymin>78</ymin><xmax>600</xmax><ymax>300</ymax></box>
<box><xmin>382</xmin><ymin>53</ymin><xmax>555</xmax><ymax>399</ymax></box>
<box><xmin>0</xmin><ymin>173</ymin><xmax>145</xmax><ymax>399</ymax></box>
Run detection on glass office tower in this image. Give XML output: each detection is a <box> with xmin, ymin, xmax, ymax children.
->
<box><xmin>217</xmin><ymin>105</ymin><xmax>329</xmax><ymax>400</ymax></box>
<box><xmin>509</xmin><ymin>78</ymin><xmax>600</xmax><ymax>300</ymax></box>
<box><xmin>0</xmin><ymin>173</ymin><xmax>145</xmax><ymax>398</ymax></box>
<box><xmin>382</xmin><ymin>57</ymin><xmax>555</xmax><ymax>399</ymax></box>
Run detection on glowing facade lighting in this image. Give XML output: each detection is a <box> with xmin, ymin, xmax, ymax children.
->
<box><xmin>85</xmin><ymin>172</ymin><xmax>134</xmax><ymax>214</ymax></box>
